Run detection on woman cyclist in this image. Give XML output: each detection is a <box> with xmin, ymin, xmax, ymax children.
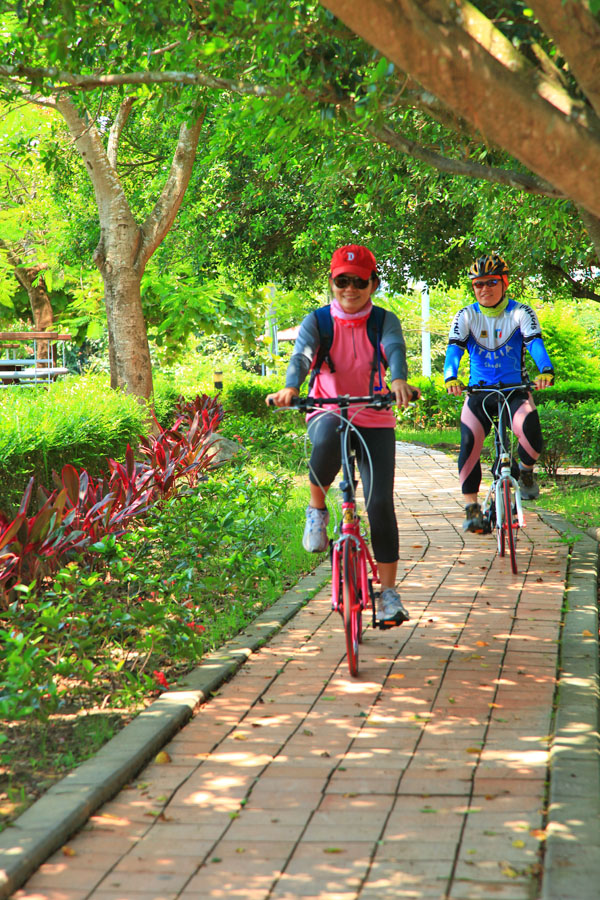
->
<box><xmin>444</xmin><ymin>253</ymin><xmax>554</xmax><ymax>532</ymax></box>
<box><xmin>266</xmin><ymin>244</ymin><xmax>420</xmax><ymax>625</ymax></box>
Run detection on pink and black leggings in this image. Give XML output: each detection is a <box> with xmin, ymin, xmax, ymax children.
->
<box><xmin>458</xmin><ymin>390</ymin><xmax>543</xmax><ymax>496</ymax></box>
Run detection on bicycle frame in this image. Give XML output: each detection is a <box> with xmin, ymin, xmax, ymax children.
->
<box><xmin>467</xmin><ymin>383</ymin><xmax>530</xmax><ymax>572</ymax></box>
<box><xmin>479</xmin><ymin>392</ymin><xmax>525</xmax><ymax>532</ymax></box>
<box><xmin>328</xmin><ymin>400</ymin><xmax>379</xmax><ymax>628</ymax></box>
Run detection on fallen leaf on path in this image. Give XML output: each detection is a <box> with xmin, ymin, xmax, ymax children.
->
<box><xmin>500</xmin><ymin>864</ymin><xmax>519</xmax><ymax>878</ymax></box>
<box><xmin>62</xmin><ymin>846</ymin><xmax>76</xmax><ymax>857</ymax></box>
<box><xmin>530</xmin><ymin>828</ymin><xmax>547</xmax><ymax>840</ymax></box>
<box><xmin>155</xmin><ymin>751</ymin><xmax>171</xmax><ymax>764</ymax></box>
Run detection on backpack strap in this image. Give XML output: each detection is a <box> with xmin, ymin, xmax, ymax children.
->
<box><xmin>367</xmin><ymin>306</ymin><xmax>387</xmax><ymax>393</ymax></box>
<box><xmin>308</xmin><ymin>306</ymin><xmax>335</xmax><ymax>390</ymax></box>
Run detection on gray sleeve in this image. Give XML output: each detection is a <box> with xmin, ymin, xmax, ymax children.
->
<box><xmin>381</xmin><ymin>311</ymin><xmax>408</xmax><ymax>382</ymax></box>
<box><xmin>284</xmin><ymin>311</ymin><xmax>320</xmax><ymax>389</ymax></box>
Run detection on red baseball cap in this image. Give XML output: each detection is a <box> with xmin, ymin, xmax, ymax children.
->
<box><xmin>330</xmin><ymin>245</ymin><xmax>377</xmax><ymax>280</ymax></box>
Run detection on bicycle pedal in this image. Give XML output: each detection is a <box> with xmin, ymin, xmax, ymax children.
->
<box><xmin>377</xmin><ymin>616</ymin><xmax>408</xmax><ymax>630</ymax></box>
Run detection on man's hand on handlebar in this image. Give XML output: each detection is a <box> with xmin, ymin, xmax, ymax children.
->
<box><xmin>533</xmin><ymin>373</ymin><xmax>554</xmax><ymax>390</ymax></box>
<box><xmin>445</xmin><ymin>378</ymin><xmax>464</xmax><ymax>396</ymax></box>
<box><xmin>265</xmin><ymin>387</ymin><xmax>299</xmax><ymax>408</ymax></box>
<box><xmin>391</xmin><ymin>378</ymin><xmax>421</xmax><ymax>409</ymax></box>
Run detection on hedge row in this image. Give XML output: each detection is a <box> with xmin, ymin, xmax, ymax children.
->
<box><xmin>538</xmin><ymin>400</ymin><xmax>600</xmax><ymax>473</ymax></box>
<box><xmin>0</xmin><ymin>375</ymin><xmax>181</xmax><ymax>515</ymax></box>
<box><xmin>3</xmin><ymin>372</ymin><xmax>597</xmax><ymax>516</ymax></box>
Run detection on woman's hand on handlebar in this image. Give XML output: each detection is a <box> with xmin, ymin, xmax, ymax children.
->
<box><xmin>391</xmin><ymin>378</ymin><xmax>421</xmax><ymax>409</ymax></box>
<box><xmin>265</xmin><ymin>387</ymin><xmax>299</xmax><ymax>408</ymax></box>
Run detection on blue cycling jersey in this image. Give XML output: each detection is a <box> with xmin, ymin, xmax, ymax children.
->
<box><xmin>444</xmin><ymin>298</ymin><xmax>554</xmax><ymax>386</ymax></box>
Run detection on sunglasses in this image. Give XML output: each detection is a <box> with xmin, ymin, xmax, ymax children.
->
<box><xmin>473</xmin><ymin>278</ymin><xmax>501</xmax><ymax>289</ymax></box>
<box><xmin>332</xmin><ymin>274</ymin><xmax>371</xmax><ymax>289</ymax></box>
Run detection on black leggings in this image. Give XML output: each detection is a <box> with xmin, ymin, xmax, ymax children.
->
<box><xmin>306</xmin><ymin>414</ymin><xmax>398</xmax><ymax>563</ymax></box>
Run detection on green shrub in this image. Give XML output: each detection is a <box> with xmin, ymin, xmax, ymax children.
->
<box><xmin>533</xmin><ymin>379</ymin><xmax>600</xmax><ymax>406</ymax></box>
<box><xmin>537</xmin><ymin>402</ymin><xmax>577</xmax><ymax>475</ymax></box>
<box><xmin>219</xmin><ymin>411</ymin><xmax>306</xmax><ymax>473</ymax></box>
<box><xmin>220</xmin><ymin>372</ymin><xmax>283</xmax><ymax>418</ymax></box>
<box><xmin>0</xmin><ymin>375</ymin><xmax>196</xmax><ymax>514</ymax></box>
<box><xmin>395</xmin><ymin>376</ymin><xmax>459</xmax><ymax>429</ymax></box>
<box><xmin>0</xmin><ymin>377</ymin><xmax>153</xmax><ymax>513</ymax></box>
<box><xmin>152</xmin><ymin>376</ymin><xmax>183</xmax><ymax>427</ymax></box>
<box><xmin>0</xmin><ymin>465</ymin><xmax>310</xmax><ymax>719</ymax></box>
<box><xmin>538</xmin><ymin>399</ymin><xmax>600</xmax><ymax>473</ymax></box>
<box><xmin>534</xmin><ymin>303</ymin><xmax>600</xmax><ymax>381</ymax></box>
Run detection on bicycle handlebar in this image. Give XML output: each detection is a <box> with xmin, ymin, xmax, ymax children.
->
<box><xmin>268</xmin><ymin>390</ymin><xmax>419</xmax><ymax>410</ymax></box>
<box><xmin>464</xmin><ymin>381</ymin><xmax>535</xmax><ymax>395</ymax></box>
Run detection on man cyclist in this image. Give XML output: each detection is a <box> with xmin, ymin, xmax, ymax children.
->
<box><xmin>444</xmin><ymin>253</ymin><xmax>554</xmax><ymax>533</ymax></box>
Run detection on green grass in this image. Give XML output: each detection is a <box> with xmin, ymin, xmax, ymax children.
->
<box><xmin>396</xmin><ymin>426</ymin><xmax>460</xmax><ymax>448</ymax></box>
<box><xmin>532</xmin><ymin>475</ymin><xmax>600</xmax><ymax>531</ymax></box>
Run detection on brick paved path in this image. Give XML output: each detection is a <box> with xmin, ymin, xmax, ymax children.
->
<box><xmin>15</xmin><ymin>445</ymin><xmax>569</xmax><ymax>900</ymax></box>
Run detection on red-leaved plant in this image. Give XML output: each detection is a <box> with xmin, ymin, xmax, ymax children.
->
<box><xmin>0</xmin><ymin>394</ymin><xmax>225</xmax><ymax>607</ymax></box>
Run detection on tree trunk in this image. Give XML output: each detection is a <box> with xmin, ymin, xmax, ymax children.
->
<box><xmin>321</xmin><ymin>0</ymin><xmax>600</xmax><ymax>219</ymax></box>
<box><xmin>0</xmin><ymin>241</ymin><xmax>55</xmax><ymax>364</ymax></box>
<box><xmin>55</xmin><ymin>95</ymin><xmax>204</xmax><ymax>400</ymax></box>
<box><xmin>93</xmin><ymin>221</ymin><xmax>152</xmax><ymax>397</ymax></box>
<box><xmin>102</xmin><ymin>267</ymin><xmax>152</xmax><ymax>396</ymax></box>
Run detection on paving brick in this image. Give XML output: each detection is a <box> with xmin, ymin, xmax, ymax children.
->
<box><xmin>8</xmin><ymin>447</ymin><xmax>597</xmax><ymax>900</ymax></box>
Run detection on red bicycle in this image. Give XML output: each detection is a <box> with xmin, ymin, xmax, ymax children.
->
<box><xmin>289</xmin><ymin>393</ymin><xmax>407</xmax><ymax>675</ymax></box>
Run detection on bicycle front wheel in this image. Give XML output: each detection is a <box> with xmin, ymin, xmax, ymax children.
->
<box><xmin>342</xmin><ymin>540</ymin><xmax>361</xmax><ymax>676</ymax></box>
<box><xmin>503</xmin><ymin>478</ymin><xmax>518</xmax><ymax>573</ymax></box>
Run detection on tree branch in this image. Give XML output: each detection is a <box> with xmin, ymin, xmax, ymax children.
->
<box><xmin>544</xmin><ymin>261</ymin><xmax>600</xmax><ymax>301</ymax></box>
<box><xmin>0</xmin><ymin>64</ymin><xmax>283</xmax><ymax>97</ymax></box>
<box><xmin>365</xmin><ymin>120</ymin><xmax>564</xmax><ymax>198</ymax></box>
<box><xmin>54</xmin><ymin>96</ymin><xmax>137</xmax><ymax>271</ymax></box>
<box><xmin>107</xmin><ymin>96</ymin><xmax>136</xmax><ymax>168</ymax></box>
<box><xmin>320</xmin><ymin>0</ymin><xmax>600</xmax><ymax>218</ymax></box>
<box><xmin>137</xmin><ymin>106</ymin><xmax>207</xmax><ymax>272</ymax></box>
<box><xmin>451</xmin><ymin>0</ymin><xmax>595</xmax><ymax>128</ymax></box>
<box><xmin>528</xmin><ymin>0</ymin><xmax>600</xmax><ymax>117</ymax></box>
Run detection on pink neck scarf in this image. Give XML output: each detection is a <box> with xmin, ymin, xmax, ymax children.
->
<box><xmin>330</xmin><ymin>297</ymin><xmax>373</xmax><ymax>323</ymax></box>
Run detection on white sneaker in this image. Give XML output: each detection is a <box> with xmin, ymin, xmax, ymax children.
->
<box><xmin>377</xmin><ymin>588</ymin><xmax>410</xmax><ymax>624</ymax></box>
<box><xmin>302</xmin><ymin>506</ymin><xmax>329</xmax><ymax>553</ymax></box>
